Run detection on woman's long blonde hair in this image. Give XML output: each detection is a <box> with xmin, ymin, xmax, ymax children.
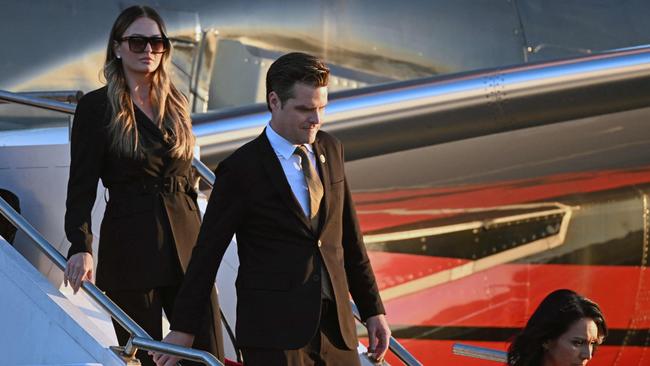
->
<box><xmin>103</xmin><ymin>5</ymin><xmax>194</xmax><ymax>160</ymax></box>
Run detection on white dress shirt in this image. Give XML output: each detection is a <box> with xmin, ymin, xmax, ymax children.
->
<box><xmin>265</xmin><ymin>124</ymin><xmax>318</xmax><ymax>217</ymax></box>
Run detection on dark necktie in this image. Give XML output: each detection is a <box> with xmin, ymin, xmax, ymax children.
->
<box><xmin>294</xmin><ymin>145</ymin><xmax>333</xmax><ymax>300</ymax></box>
<box><xmin>294</xmin><ymin>145</ymin><xmax>323</xmax><ymax>230</ymax></box>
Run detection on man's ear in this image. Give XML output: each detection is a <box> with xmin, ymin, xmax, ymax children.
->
<box><xmin>269</xmin><ymin>91</ymin><xmax>281</xmax><ymax>111</ymax></box>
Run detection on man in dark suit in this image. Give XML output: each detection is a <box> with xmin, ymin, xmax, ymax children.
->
<box><xmin>154</xmin><ymin>52</ymin><xmax>390</xmax><ymax>366</ymax></box>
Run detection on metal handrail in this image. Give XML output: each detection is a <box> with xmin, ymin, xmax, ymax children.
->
<box><xmin>131</xmin><ymin>337</ymin><xmax>220</xmax><ymax>365</ymax></box>
<box><xmin>0</xmin><ymin>90</ymin><xmax>84</xmax><ymax>104</ymax></box>
<box><xmin>350</xmin><ymin>303</ymin><xmax>423</xmax><ymax>366</ymax></box>
<box><xmin>0</xmin><ymin>197</ymin><xmax>222</xmax><ymax>366</ymax></box>
<box><xmin>452</xmin><ymin>343</ymin><xmax>508</xmax><ymax>363</ymax></box>
<box><xmin>0</xmin><ymin>90</ymin><xmax>76</xmax><ymax>114</ymax></box>
<box><xmin>194</xmin><ymin>158</ymin><xmax>423</xmax><ymax>366</ymax></box>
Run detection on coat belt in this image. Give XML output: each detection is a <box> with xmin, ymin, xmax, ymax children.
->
<box><xmin>107</xmin><ymin>176</ymin><xmax>191</xmax><ymax>196</ymax></box>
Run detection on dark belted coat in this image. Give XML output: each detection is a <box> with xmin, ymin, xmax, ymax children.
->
<box><xmin>64</xmin><ymin>86</ymin><xmax>222</xmax><ymax>352</ymax></box>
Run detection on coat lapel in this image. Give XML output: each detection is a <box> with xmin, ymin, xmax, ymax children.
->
<box><xmin>312</xmin><ymin>136</ymin><xmax>330</xmax><ymax>231</ymax></box>
<box><xmin>134</xmin><ymin>105</ymin><xmax>171</xmax><ymax>147</ymax></box>
<box><xmin>257</xmin><ymin>130</ymin><xmax>313</xmax><ymax>231</ymax></box>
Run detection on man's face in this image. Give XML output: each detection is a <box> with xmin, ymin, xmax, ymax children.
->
<box><xmin>269</xmin><ymin>82</ymin><xmax>328</xmax><ymax>145</ymax></box>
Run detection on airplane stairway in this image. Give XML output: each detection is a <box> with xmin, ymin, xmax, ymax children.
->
<box><xmin>0</xmin><ymin>162</ymin><xmax>418</xmax><ymax>366</ymax></box>
<box><xmin>0</xmin><ymin>89</ymin><xmax>426</xmax><ymax>365</ymax></box>
<box><xmin>0</xmin><ymin>186</ymin><xmax>224</xmax><ymax>365</ymax></box>
<box><xmin>0</xmin><ymin>236</ymin><xmax>123</xmax><ymax>366</ymax></box>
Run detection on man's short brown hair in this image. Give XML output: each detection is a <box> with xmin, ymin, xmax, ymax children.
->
<box><xmin>266</xmin><ymin>52</ymin><xmax>330</xmax><ymax>111</ymax></box>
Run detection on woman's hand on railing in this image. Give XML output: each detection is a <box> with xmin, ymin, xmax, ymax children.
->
<box><xmin>64</xmin><ymin>252</ymin><xmax>93</xmax><ymax>294</ymax></box>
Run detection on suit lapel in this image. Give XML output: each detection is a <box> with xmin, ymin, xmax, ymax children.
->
<box><xmin>313</xmin><ymin>136</ymin><xmax>330</xmax><ymax>231</ymax></box>
<box><xmin>257</xmin><ymin>130</ymin><xmax>313</xmax><ymax>231</ymax></box>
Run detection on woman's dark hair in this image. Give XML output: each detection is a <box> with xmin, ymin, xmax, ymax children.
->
<box><xmin>265</xmin><ymin>52</ymin><xmax>330</xmax><ymax>111</ymax></box>
<box><xmin>508</xmin><ymin>289</ymin><xmax>607</xmax><ymax>366</ymax></box>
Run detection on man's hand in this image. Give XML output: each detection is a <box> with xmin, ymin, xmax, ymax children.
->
<box><xmin>150</xmin><ymin>330</ymin><xmax>195</xmax><ymax>366</ymax></box>
<box><xmin>64</xmin><ymin>252</ymin><xmax>94</xmax><ymax>294</ymax></box>
<box><xmin>366</xmin><ymin>314</ymin><xmax>391</xmax><ymax>363</ymax></box>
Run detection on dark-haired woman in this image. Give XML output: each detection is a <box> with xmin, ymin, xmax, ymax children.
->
<box><xmin>508</xmin><ymin>289</ymin><xmax>607</xmax><ymax>366</ymax></box>
<box><xmin>63</xmin><ymin>5</ymin><xmax>223</xmax><ymax>365</ymax></box>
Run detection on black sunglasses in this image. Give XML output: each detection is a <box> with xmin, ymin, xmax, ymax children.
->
<box><xmin>119</xmin><ymin>36</ymin><xmax>169</xmax><ymax>54</ymax></box>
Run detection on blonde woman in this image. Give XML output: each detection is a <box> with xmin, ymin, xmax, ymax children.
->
<box><xmin>63</xmin><ymin>5</ymin><xmax>223</xmax><ymax>365</ymax></box>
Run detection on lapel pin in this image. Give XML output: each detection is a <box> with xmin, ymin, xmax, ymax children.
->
<box><xmin>320</xmin><ymin>154</ymin><xmax>326</xmax><ymax>164</ymax></box>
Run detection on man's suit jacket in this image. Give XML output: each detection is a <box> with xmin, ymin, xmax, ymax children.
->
<box><xmin>171</xmin><ymin>129</ymin><xmax>385</xmax><ymax>350</ymax></box>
